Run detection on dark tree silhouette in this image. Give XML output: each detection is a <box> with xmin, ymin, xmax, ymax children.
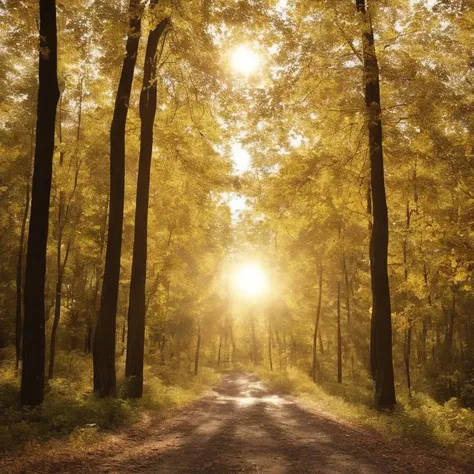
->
<box><xmin>125</xmin><ymin>12</ymin><xmax>169</xmax><ymax>398</ymax></box>
<box><xmin>356</xmin><ymin>0</ymin><xmax>396</xmax><ymax>408</ymax></box>
<box><xmin>21</xmin><ymin>0</ymin><xmax>60</xmax><ymax>407</ymax></box>
<box><xmin>94</xmin><ymin>0</ymin><xmax>143</xmax><ymax>397</ymax></box>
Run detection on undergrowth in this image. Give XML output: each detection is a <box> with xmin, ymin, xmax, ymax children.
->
<box><xmin>257</xmin><ymin>366</ymin><xmax>474</xmax><ymax>454</ymax></box>
<box><xmin>0</xmin><ymin>347</ymin><xmax>219</xmax><ymax>454</ymax></box>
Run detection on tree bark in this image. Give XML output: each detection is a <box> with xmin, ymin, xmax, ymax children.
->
<box><xmin>48</xmin><ymin>87</ymin><xmax>82</xmax><ymax>380</ymax></box>
<box><xmin>251</xmin><ymin>312</ymin><xmax>256</xmax><ymax>365</ymax></box>
<box><xmin>15</xmin><ymin>146</ymin><xmax>33</xmax><ymax>373</ymax></box>
<box><xmin>356</xmin><ymin>0</ymin><xmax>396</xmax><ymax>408</ymax></box>
<box><xmin>125</xmin><ymin>14</ymin><xmax>168</xmax><ymax>398</ymax></box>
<box><xmin>312</xmin><ymin>261</ymin><xmax>323</xmax><ymax>382</ymax></box>
<box><xmin>403</xmin><ymin>199</ymin><xmax>412</xmax><ymax>396</ymax></box>
<box><xmin>194</xmin><ymin>323</ymin><xmax>201</xmax><ymax>376</ymax></box>
<box><xmin>94</xmin><ymin>0</ymin><xmax>142</xmax><ymax>398</ymax></box>
<box><xmin>21</xmin><ymin>0</ymin><xmax>60</xmax><ymax>407</ymax></box>
<box><xmin>337</xmin><ymin>281</ymin><xmax>342</xmax><ymax>384</ymax></box>
<box><xmin>268</xmin><ymin>311</ymin><xmax>273</xmax><ymax>372</ymax></box>
<box><xmin>217</xmin><ymin>331</ymin><xmax>222</xmax><ymax>367</ymax></box>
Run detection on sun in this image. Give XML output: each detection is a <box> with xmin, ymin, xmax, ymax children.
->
<box><xmin>236</xmin><ymin>263</ymin><xmax>267</xmax><ymax>297</ymax></box>
<box><xmin>231</xmin><ymin>46</ymin><xmax>261</xmax><ymax>76</ymax></box>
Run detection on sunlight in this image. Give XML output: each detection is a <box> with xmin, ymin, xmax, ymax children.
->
<box><xmin>231</xmin><ymin>143</ymin><xmax>251</xmax><ymax>173</ymax></box>
<box><xmin>235</xmin><ymin>263</ymin><xmax>267</xmax><ymax>297</ymax></box>
<box><xmin>231</xmin><ymin>46</ymin><xmax>260</xmax><ymax>76</ymax></box>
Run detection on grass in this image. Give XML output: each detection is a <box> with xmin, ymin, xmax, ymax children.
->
<box><xmin>257</xmin><ymin>366</ymin><xmax>474</xmax><ymax>454</ymax></box>
<box><xmin>0</xmin><ymin>347</ymin><xmax>219</xmax><ymax>455</ymax></box>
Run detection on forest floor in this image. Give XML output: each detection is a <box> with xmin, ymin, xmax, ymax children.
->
<box><xmin>2</xmin><ymin>372</ymin><xmax>473</xmax><ymax>474</ymax></box>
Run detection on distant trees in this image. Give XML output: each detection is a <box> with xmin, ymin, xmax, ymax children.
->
<box><xmin>21</xmin><ymin>0</ymin><xmax>60</xmax><ymax>407</ymax></box>
<box><xmin>94</xmin><ymin>0</ymin><xmax>143</xmax><ymax>398</ymax></box>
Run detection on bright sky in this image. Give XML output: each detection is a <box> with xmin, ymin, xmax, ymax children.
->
<box><xmin>231</xmin><ymin>143</ymin><xmax>251</xmax><ymax>174</ymax></box>
<box><xmin>231</xmin><ymin>46</ymin><xmax>261</xmax><ymax>76</ymax></box>
<box><xmin>227</xmin><ymin>143</ymin><xmax>251</xmax><ymax>222</ymax></box>
<box><xmin>235</xmin><ymin>263</ymin><xmax>267</xmax><ymax>297</ymax></box>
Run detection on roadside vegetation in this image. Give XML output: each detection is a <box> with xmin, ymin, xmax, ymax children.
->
<box><xmin>0</xmin><ymin>347</ymin><xmax>219</xmax><ymax>454</ymax></box>
<box><xmin>258</xmin><ymin>366</ymin><xmax>474</xmax><ymax>458</ymax></box>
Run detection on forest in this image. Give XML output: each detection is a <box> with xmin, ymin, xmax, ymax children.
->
<box><xmin>1</xmin><ymin>0</ymin><xmax>474</xmax><ymax>472</ymax></box>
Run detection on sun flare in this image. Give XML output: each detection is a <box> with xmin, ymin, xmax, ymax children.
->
<box><xmin>235</xmin><ymin>263</ymin><xmax>267</xmax><ymax>297</ymax></box>
<box><xmin>231</xmin><ymin>46</ymin><xmax>260</xmax><ymax>76</ymax></box>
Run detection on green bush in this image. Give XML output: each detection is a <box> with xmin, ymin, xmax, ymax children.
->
<box><xmin>0</xmin><ymin>348</ymin><xmax>220</xmax><ymax>455</ymax></box>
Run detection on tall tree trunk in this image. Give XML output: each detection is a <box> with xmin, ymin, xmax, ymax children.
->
<box><xmin>21</xmin><ymin>0</ymin><xmax>60</xmax><ymax>407</ymax></box>
<box><xmin>268</xmin><ymin>312</ymin><xmax>273</xmax><ymax>372</ymax></box>
<box><xmin>217</xmin><ymin>331</ymin><xmax>222</xmax><ymax>367</ymax></box>
<box><xmin>194</xmin><ymin>323</ymin><xmax>201</xmax><ymax>376</ymax></box>
<box><xmin>312</xmin><ymin>261</ymin><xmax>323</xmax><ymax>382</ymax></box>
<box><xmin>48</xmin><ymin>87</ymin><xmax>82</xmax><ymax>380</ymax></box>
<box><xmin>403</xmin><ymin>199</ymin><xmax>412</xmax><ymax>396</ymax></box>
<box><xmin>404</xmin><ymin>327</ymin><xmax>412</xmax><ymax>397</ymax></box>
<box><xmin>94</xmin><ymin>0</ymin><xmax>142</xmax><ymax>398</ymax></box>
<box><xmin>48</xmin><ymin>238</ymin><xmax>70</xmax><ymax>379</ymax></box>
<box><xmin>125</xmin><ymin>13</ymin><xmax>168</xmax><ymax>399</ymax></box>
<box><xmin>356</xmin><ymin>0</ymin><xmax>396</xmax><ymax>408</ymax></box>
<box><xmin>337</xmin><ymin>281</ymin><xmax>342</xmax><ymax>384</ymax></box>
<box><xmin>447</xmin><ymin>289</ymin><xmax>456</xmax><ymax>355</ymax></box>
<box><xmin>251</xmin><ymin>312</ymin><xmax>256</xmax><ymax>365</ymax></box>
<box><xmin>15</xmin><ymin>156</ymin><xmax>33</xmax><ymax>373</ymax></box>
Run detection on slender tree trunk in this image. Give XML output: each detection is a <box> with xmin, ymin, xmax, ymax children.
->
<box><xmin>251</xmin><ymin>313</ymin><xmax>256</xmax><ymax>365</ymax></box>
<box><xmin>194</xmin><ymin>323</ymin><xmax>201</xmax><ymax>376</ymax></box>
<box><xmin>125</xmin><ymin>13</ymin><xmax>168</xmax><ymax>398</ymax></box>
<box><xmin>312</xmin><ymin>261</ymin><xmax>323</xmax><ymax>382</ymax></box>
<box><xmin>337</xmin><ymin>281</ymin><xmax>342</xmax><ymax>384</ymax></box>
<box><xmin>404</xmin><ymin>327</ymin><xmax>412</xmax><ymax>397</ymax></box>
<box><xmin>403</xmin><ymin>199</ymin><xmax>412</xmax><ymax>396</ymax></box>
<box><xmin>16</xmin><ymin>128</ymin><xmax>35</xmax><ymax>373</ymax></box>
<box><xmin>48</xmin><ymin>87</ymin><xmax>82</xmax><ymax>380</ymax></box>
<box><xmin>94</xmin><ymin>0</ymin><xmax>142</xmax><ymax>398</ymax></box>
<box><xmin>15</xmin><ymin>181</ymin><xmax>31</xmax><ymax>373</ymax></box>
<box><xmin>447</xmin><ymin>289</ymin><xmax>456</xmax><ymax>356</ymax></box>
<box><xmin>356</xmin><ymin>0</ymin><xmax>396</xmax><ymax>408</ymax></box>
<box><xmin>217</xmin><ymin>331</ymin><xmax>222</xmax><ymax>367</ymax></box>
<box><xmin>48</xmin><ymin>239</ymin><xmax>70</xmax><ymax>379</ymax></box>
<box><xmin>21</xmin><ymin>0</ymin><xmax>60</xmax><ymax>407</ymax></box>
<box><xmin>268</xmin><ymin>312</ymin><xmax>273</xmax><ymax>372</ymax></box>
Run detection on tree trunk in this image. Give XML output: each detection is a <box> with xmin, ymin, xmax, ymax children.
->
<box><xmin>446</xmin><ymin>289</ymin><xmax>456</xmax><ymax>356</ymax></box>
<box><xmin>217</xmin><ymin>331</ymin><xmax>222</xmax><ymax>367</ymax></box>
<box><xmin>404</xmin><ymin>327</ymin><xmax>412</xmax><ymax>397</ymax></box>
<box><xmin>251</xmin><ymin>313</ymin><xmax>256</xmax><ymax>365</ymax></box>
<box><xmin>403</xmin><ymin>199</ymin><xmax>412</xmax><ymax>396</ymax></box>
<box><xmin>194</xmin><ymin>323</ymin><xmax>201</xmax><ymax>376</ymax></box>
<box><xmin>15</xmin><ymin>181</ymin><xmax>31</xmax><ymax>373</ymax></box>
<box><xmin>125</xmin><ymin>13</ymin><xmax>168</xmax><ymax>399</ymax></box>
<box><xmin>160</xmin><ymin>334</ymin><xmax>166</xmax><ymax>365</ymax></box>
<box><xmin>48</xmin><ymin>239</ymin><xmax>70</xmax><ymax>379</ymax></box>
<box><xmin>312</xmin><ymin>261</ymin><xmax>323</xmax><ymax>382</ymax></box>
<box><xmin>21</xmin><ymin>0</ymin><xmax>60</xmax><ymax>407</ymax></box>
<box><xmin>48</xmin><ymin>84</ymin><xmax>82</xmax><ymax>380</ymax></box>
<box><xmin>268</xmin><ymin>312</ymin><xmax>273</xmax><ymax>372</ymax></box>
<box><xmin>337</xmin><ymin>281</ymin><xmax>342</xmax><ymax>384</ymax></box>
<box><xmin>94</xmin><ymin>0</ymin><xmax>142</xmax><ymax>398</ymax></box>
<box><xmin>356</xmin><ymin>0</ymin><xmax>396</xmax><ymax>409</ymax></box>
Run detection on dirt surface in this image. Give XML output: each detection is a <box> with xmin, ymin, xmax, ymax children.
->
<box><xmin>3</xmin><ymin>373</ymin><xmax>473</xmax><ymax>473</ymax></box>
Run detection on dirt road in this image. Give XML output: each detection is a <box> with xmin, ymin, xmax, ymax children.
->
<box><xmin>5</xmin><ymin>373</ymin><xmax>472</xmax><ymax>473</ymax></box>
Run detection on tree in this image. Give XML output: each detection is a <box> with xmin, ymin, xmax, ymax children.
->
<box><xmin>21</xmin><ymin>0</ymin><xmax>60</xmax><ymax>407</ymax></box>
<box><xmin>355</xmin><ymin>0</ymin><xmax>396</xmax><ymax>408</ymax></box>
<box><xmin>94</xmin><ymin>0</ymin><xmax>143</xmax><ymax>398</ymax></box>
<box><xmin>125</xmin><ymin>5</ymin><xmax>169</xmax><ymax>399</ymax></box>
